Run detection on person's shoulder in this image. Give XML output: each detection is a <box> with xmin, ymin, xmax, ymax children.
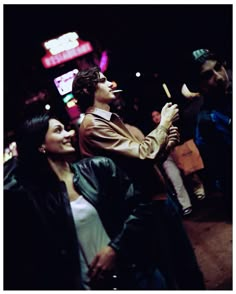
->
<box><xmin>79</xmin><ymin>114</ymin><xmax>97</xmax><ymax>137</ymax></box>
<box><xmin>82</xmin><ymin>112</ymin><xmax>108</xmax><ymax>127</ymax></box>
<box><xmin>73</xmin><ymin>157</ymin><xmax>118</xmax><ymax>182</ymax></box>
<box><xmin>81</xmin><ymin>113</ymin><xmax>96</xmax><ymax>125</ymax></box>
<box><xmin>74</xmin><ymin>156</ymin><xmax>116</xmax><ymax>171</ymax></box>
<box><xmin>4</xmin><ymin>157</ymin><xmax>25</xmax><ymax>193</ymax></box>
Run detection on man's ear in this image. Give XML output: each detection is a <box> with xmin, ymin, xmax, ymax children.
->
<box><xmin>83</xmin><ymin>88</ymin><xmax>89</xmax><ymax>95</ymax></box>
<box><xmin>38</xmin><ymin>145</ymin><xmax>46</xmax><ymax>154</ymax></box>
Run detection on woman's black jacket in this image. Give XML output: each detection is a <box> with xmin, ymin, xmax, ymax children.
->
<box><xmin>4</xmin><ymin>156</ymin><xmax>154</xmax><ymax>290</ymax></box>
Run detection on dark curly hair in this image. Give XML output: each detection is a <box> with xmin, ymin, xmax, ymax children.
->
<box><xmin>72</xmin><ymin>66</ymin><xmax>101</xmax><ymax>113</ymax></box>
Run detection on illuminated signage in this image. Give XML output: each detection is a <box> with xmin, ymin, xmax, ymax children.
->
<box><xmin>54</xmin><ymin>69</ymin><xmax>79</xmax><ymax>96</ymax></box>
<box><xmin>67</xmin><ymin>99</ymin><xmax>77</xmax><ymax>108</ymax></box>
<box><xmin>99</xmin><ymin>51</ymin><xmax>109</xmax><ymax>72</ymax></box>
<box><xmin>63</xmin><ymin>93</ymin><xmax>74</xmax><ymax>104</ymax></box>
<box><xmin>44</xmin><ymin>32</ymin><xmax>79</xmax><ymax>55</ymax></box>
<box><xmin>41</xmin><ymin>32</ymin><xmax>93</xmax><ymax>68</ymax></box>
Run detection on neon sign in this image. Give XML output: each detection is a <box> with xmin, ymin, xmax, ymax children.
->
<box><xmin>99</xmin><ymin>50</ymin><xmax>109</xmax><ymax>72</ymax></box>
<box><xmin>44</xmin><ymin>32</ymin><xmax>79</xmax><ymax>55</ymax></box>
<box><xmin>54</xmin><ymin>69</ymin><xmax>79</xmax><ymax>96</ymax></box>
<box><xmin>41</xmin><ymin>32</ymin><xmax>93</xmax><ymax>68</ymax></box>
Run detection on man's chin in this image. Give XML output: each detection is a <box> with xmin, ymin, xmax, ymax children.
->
<box><xmin>213</xmin><ymin>86</ymin><xmax>227</xmax><ymax>96</ymax></box>
<box><xmin>108</xmin><ymin>95</ymin><xmax>116</xmax><ymax>102</ymax></box>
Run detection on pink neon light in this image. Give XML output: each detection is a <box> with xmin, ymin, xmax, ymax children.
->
<box><xmin>42</xmin><ymin>41</ymin><xmax>93</xmax><ymax>68</ymax></box>
<box><xmin>99</xmin><ymin>51</ymin><xmax>109</xmax><ymax>72</ymax></box>
<box><xmin>66</xmin><ymin>104</ymin><xmax>80</xmax><ymax>120</ymax></box>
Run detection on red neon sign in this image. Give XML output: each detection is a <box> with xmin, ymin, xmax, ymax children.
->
<box><xmin>41</xmin><ymin>40</ymin><xmax>93</xmax><ymax>68</ymax></box>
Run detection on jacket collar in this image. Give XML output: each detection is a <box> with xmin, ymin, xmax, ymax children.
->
<box><xmin>70</xmin><ymin>162</ymin><xmax>80</xmax><ymax>182</ymax></box>
<box><xmin>86</xmin><ymin>107</ymin><xmax>113</xmax><ymax>121</ymax></box>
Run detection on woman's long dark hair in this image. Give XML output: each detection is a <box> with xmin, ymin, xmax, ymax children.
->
<box><xmin>16</xmin><ymin>114</ymin><xmax>56</xmax><ymax>184</ymax></box>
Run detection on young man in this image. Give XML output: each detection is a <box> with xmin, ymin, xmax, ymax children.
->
<box><xmin>188</xmin><ymin>49</ymin><xmax>232</xmax><ymax>219</ymax></box>
<box><xmin>73</xmin><ymin>66</ymin><xmax>179</xmax><ymax>200</ymax></box>
<box><xmin>72</xmin><ymin>66</ymin><xmax>205</xmax><ymax>289</ymax></box>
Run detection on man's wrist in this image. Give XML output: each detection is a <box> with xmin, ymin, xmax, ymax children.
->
<box><xmin>158</xmin><ymin>124</ymin><xmax>169</xmax><ymax>133</ymax></box>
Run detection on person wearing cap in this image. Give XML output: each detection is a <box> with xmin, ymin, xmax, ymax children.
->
<box><xmin>187</xmin><ymin>49</ymin><xmax>232</xmax><ymax>219</ymax></box>
<box><xmin>72</xmin><ymin>66</ymin><xmax>205</xmax><ymax>290</ymax></box>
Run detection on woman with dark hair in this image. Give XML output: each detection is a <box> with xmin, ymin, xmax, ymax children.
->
<box><xmin>4</xmin><ymin>114</ymin><xmax>166</xmax><ymax>290</ymax></box>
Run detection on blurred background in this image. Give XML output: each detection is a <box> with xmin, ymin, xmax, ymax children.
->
<box><xmin>3</xmin><ymin>4</ymin><xmax>232</xmax><ymax>147</ymax></box>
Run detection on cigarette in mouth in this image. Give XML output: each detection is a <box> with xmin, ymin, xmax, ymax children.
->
<box><xmin>112</xmin><ymin>89</ymin><xmax>123</xmax><ymax>93</ymax></box>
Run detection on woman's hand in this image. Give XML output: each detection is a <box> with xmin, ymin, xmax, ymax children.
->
<box><xmin>88</xmin><ymin>245</ymin><xmax>117</xmax><ymax>283</ymax></box>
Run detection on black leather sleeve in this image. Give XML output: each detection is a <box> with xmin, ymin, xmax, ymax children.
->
<box><xmin>76</xmin><ymin>156</ymin><xmax>155</xmax><ymax>263</ymax></box>
<box><xmin>92</xmin><ymin>157</ymin><xmax>155</xmax><ymax>262</ymax></box>
<box><xmin>108</xmin><ymin>201</ymin><xmax>154</xmax><ymax>263</ymax></box>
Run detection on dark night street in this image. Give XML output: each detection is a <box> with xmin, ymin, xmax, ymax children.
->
<box><xmin>183</xmin><ymin>192</ymin><xmax>232</xmax><ymax>290</ymax></box>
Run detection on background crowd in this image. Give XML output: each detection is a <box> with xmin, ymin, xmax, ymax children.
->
<box><xmin>3</xmin><ymin>4</ymin><xmax>232</xmax><ymax>291</ymax></box>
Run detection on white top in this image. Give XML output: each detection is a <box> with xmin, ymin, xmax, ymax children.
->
<box><xmin>70</xmin><ymin>196</ymin><xmax>111</xmax><ymax>289</ymax></box>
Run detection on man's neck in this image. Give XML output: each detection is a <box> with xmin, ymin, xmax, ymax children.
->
<box><xmin>93</xmin><ymin>101</ymin><xmax>110</xmax><ymax>112</ymax></box>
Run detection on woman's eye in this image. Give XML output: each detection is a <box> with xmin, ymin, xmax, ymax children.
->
<box><xmin>54</xmin><ymin>127</ymin><xmax>62</xmax><ymax>133</ymax></box>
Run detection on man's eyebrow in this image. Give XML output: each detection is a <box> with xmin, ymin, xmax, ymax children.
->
<box><xmin>98</xmin><ymin>75</ymin><xmax>106</xmax><ymax>81</ymax></box>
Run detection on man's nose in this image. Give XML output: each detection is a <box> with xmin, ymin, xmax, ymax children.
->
<box><xmin>108</xmin><ymin>80</ymin><xmax>115</xmax><ymax>89</ymax></box>
<box><xmin>214</xmin><ymin>70</ymin><xmax>223</xmax><ymax>81</ymax></box>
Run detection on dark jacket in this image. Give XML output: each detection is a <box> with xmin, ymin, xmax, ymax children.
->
<box><xmin>195</xmin><ymin>89</ymin><xmax>232</xmax><ymax>190</ymax></box>
<box><xmin>4</xmin><ymin>156</ymin><xmax>154</xmax><ymax>290</ymax></box>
